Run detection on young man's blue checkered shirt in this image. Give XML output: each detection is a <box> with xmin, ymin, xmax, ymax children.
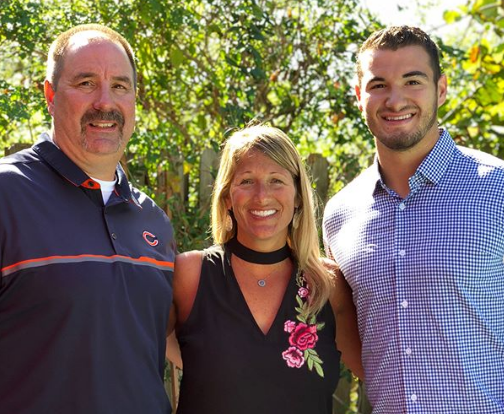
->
<box><xmin>323</xmin><ymin>129</ymin><xmax>504</xmax><ymax>413</ymax></box>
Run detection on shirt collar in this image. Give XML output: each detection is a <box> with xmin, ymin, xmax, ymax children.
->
<box><xmin>416</xmin><ymin>128</ymin><xmax>456</xmax><ymax>185</ymax></box>
<box><xmin>33</xmin><ymin>132</ymin><xmax>137</xmax><ymax>205</ymax></box>
<box><xmin>371</xmin><ymin>128</ymin><xmax>456</xmax><ymax>194</ymax></box>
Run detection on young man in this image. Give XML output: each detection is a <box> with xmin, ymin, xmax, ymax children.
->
<box><xmin>323</xmin><ymin>26</ymin><xmax>504</xmax><ymax>413</ymax></box>
<box><xmin>0</xmin><ymin>25</ymin><xmax>175</xmax><ymax>413</ymax></box>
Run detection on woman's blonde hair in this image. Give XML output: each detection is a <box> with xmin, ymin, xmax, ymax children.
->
<box><xmin>211</xmin><ymin>124</ymin><xmax>333</xmax><ymax>315</ymax></box>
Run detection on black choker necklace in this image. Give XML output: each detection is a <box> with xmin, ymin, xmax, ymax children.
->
<box><xmin>227</xmin><ymin>237</ymin><xmax>291</xmax><ymax>265</ymax></box>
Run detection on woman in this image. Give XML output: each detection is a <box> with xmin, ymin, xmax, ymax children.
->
<box><xmin>170</xmin><ymin>124</ymin><xmax>362</xmax><ymax>414</ymax></box>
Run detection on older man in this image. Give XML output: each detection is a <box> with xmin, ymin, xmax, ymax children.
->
<box><xmin>0</xmin><ymin>24</ymin><xmax>175</xmax><ymax>413</ymax></box>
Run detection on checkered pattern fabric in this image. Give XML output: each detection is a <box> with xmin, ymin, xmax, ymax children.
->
<box><xmin>323</xmin><ymin>129</ymin><xmax>504</xmax><ymax>413</ymax></box>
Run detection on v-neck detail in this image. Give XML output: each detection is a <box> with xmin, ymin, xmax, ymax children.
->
<box><xmin>224</xmin><ymin>245</ymin><xmax>297</xmax><ymax>337</ymax></box>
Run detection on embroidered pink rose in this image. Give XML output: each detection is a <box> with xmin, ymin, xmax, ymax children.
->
<box><xmin>284</xmin><ymin>320</ymin><xmax>296</xmax><ymax>333</ymax></box>
<box><xmin>288</xmin><ymin>322</ymin><xmax>319</xmax><ymax>351</ymax></box>
<box><xmin>282</xmin><ymin>270</ymin><xmax>325</xmax><ymax>377</ymax></box>
<box><xmin>298</xmin><ymin>287</ymin><xmax>309</xmax><ymax>298</ymax></box>
<box><xmin>282</xmin><ymin>346</ymin><xmax>305</xmax><ymax>368</ymax></box>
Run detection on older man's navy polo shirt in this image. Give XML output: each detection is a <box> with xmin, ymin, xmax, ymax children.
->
<box><xmin>0</xmin><ymin>134</ymin><xmax>175</xmax><ymax>414</ymax></box>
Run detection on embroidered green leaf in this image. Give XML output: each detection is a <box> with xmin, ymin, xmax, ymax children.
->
<box><xmin>314</xmin><ymin>361</ymin><xmax>324</xmax><ymax>378</ymax></box>
<box><xmin>304</xmin><ymin>351</ymin><xmax>325</xmax><ymax>377</ymax></box>
<box><xmin>296</xmin><ymin>314</ymin><xmax>307</xmax><ymax>323</ymax></box>
<box><xmin>308</xmin><ymin>352</ymin><xmax>323</xmax><ymax>364</ymax></box>
<box><xmin>316</xmin><ymin>322</ymin><xmax>325</xmax><ymax>330</ymax></box>
<box><xmin>307</xmin><ymin>355</ymin><xmax>314</xmax><ymax>371</ymax></box>
<box><xmin>296</xmin><ymin>296</ymin><xmax>304</xmax><ymax>307</ymax></box>
<box><xmin>295</xmin><ymin>269</ymin><xmax>304</xmax><ymax>286</ymax></box>
<box><xmin>309</xmin><ymin>315</ymin><xmax>317</xmax><ymax>324</ymax></box>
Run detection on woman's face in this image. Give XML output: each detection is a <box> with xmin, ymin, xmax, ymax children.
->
<box><xmin>226</xmin><ymin>149</ymin><xmax>297</xmax><ymax>251</ymax></box>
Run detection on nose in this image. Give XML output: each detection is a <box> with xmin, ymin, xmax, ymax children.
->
<box><xmin>385</xmin><ymin>86</ymin><xmax>407</xmax><ymax>111</ymax></box>
<box><xmin>253</xmin><ymin>182</ymin><xmax>270</xmax><ymax>202</ymax></box>
<box><xmin>92</xmin><ymin>86</ymin><xmax>114</xmax><ymax>111</ymax></box>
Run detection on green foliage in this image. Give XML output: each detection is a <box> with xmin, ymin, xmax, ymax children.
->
<box><xmin>439</xmin><ymin>0</ymin><xmax>504</xmax><ymax>158</ymax></box>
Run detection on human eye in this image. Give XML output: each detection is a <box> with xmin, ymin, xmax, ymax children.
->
<box><xmin>113</xmin><ymin>83</ymin><xmax>129</xmax><ymax>90</ymax></box>
<box><xmin>369</xmin><ymin>83</ymin><xmax>385</xmax><ymax>90</ymax></box>
<box><xmin>239</xmin><ymin>178</ymin><xmax>253</xmax><ymax>185</ymax></box>
<box><xmin>112</xmin><ymin>77</ymin><xmax>133</xmax><ymax>92</ymax></box>
<box><xmin>77</xmin><ymin>80</ymin><xmax>93</xmax><ymax>88</ymax></box>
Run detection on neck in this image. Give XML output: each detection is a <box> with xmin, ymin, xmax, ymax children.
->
<box><xmin>376</xmin><ymin>132</ymin><xmax>439</xmax><ymax>199</ymax></box>
<box><xmin>227</xmin><ymin>237</ymin><xmax>291</xmax><ymax>265</ymax></box>
<box><xmin>51</xmin><ymin>132</ymin><xmax>121</xmax><ymax>181</ymax></box>
<box><xmin>377</xmin><ymin>155</ymin><xmax>416</xmax><ymax>199</ymax></box>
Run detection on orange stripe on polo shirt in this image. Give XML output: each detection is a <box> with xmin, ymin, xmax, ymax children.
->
<box><xmin>1</xmin><ymin>254</ymin><xmax>174</xmax><ymax>277</ymax></box>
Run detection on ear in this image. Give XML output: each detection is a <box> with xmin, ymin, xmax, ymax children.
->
<box><xmin>294</xmin><ymin>193</ymin><xmax>301</xmax><ymax>210</ymax></box>
<box><xmin>437</xmin><ymin>74</ymin><xmax>448</xmax><ymax>108</ymax></box>
<box><xmin>355</xmin><ymin>83</ymin><xmax>363</xmax><ymax>112</ymax></box>
<box><xmin>225</xmin><ymin>195</ymin><xmax>232</xmax><ymax>210</ymax></box>
<box><xmin>44</xmin><ymin>80</ymin><xmax>56</xmax><ymax>116</ymax></box>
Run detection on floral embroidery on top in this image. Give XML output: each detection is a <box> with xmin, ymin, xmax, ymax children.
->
<box><xmin>282</xmin><ymin>270</ymin><xmax>325</xmax><ymax>378</ymax></box>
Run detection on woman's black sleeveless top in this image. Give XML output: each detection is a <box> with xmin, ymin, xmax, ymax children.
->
<box><xmin>176</xmin><ymin>244</ymin><xmax>340</xmax><ymax>414</ymax></box>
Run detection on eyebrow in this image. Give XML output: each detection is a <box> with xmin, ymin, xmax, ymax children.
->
<box><xmin>368</xmin><ymin>70</ymin><xmax>429</xmax><ymax>84</ymax></box>
<box><xmin>112</xmin><ymin>75</ymin><xmax>133</xmax><ymax>86</ymax></box>
<box><xmin>234</xmin><ymin>172</ymin><xmax>290</xmax><ymax>180</ymax></box>
<box><xmin>71</xmin><ymin>72</ymin><xmax>133</xmax><ymax>86</ymax></box>
<box><xmin>403</xmin><ymin>70</ymin><xmax>429</xmax><ymax>79</ymax></box>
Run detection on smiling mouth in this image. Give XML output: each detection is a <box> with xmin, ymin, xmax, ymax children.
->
<box><xmin>89</xmin><ymin>122</ymin><xmax>116</xmax><ymax>128</ymax></box>
<box><xmin>251</xmin><ymin>209</ymin><xmax>276</xmax><ymax>217</ymax></box>
<box><xmin>383</xmin><ymin>114</ymin><xmax>414</xmax><ymax>121</ymax></box>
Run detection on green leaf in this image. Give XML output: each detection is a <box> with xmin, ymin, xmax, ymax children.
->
<box><xmin>443</xmin><ymin>10</ymin><xmax>461</xmax><ymax>24</ymax></box>
<box><xmin>296</xmin><ymin>314</ymin><xmax>307</xmax><ymax>323</ymax></box>
<box><xmin>307</xmin><ymin>356</ymin><xmax>314</xmax><ymax>370</ymax></box>
<box><xmin>308</xmin><ymin>353</ymin><xmax>323</xmax><ymax>364</ymax></box>
<box><xmin>170</xmin><ymin>48</ymin><xmax>185</xmax><ymax>67</ymax></box>
<box><xmin>314</xmin><ymin>361</ymin><xmax>325</xmax><ymax>378</ymax></box>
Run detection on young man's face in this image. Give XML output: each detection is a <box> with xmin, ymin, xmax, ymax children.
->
<box><xmin>355</xmin><ymin>45</ymin><xmax>447</xmax><ymax>153</ymax></box>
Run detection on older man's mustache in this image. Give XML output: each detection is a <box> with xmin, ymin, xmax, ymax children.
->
<box><xmin>81</xmin><ymin>110</ymin><xmax>125</xmax><ymax>129</ymax></box>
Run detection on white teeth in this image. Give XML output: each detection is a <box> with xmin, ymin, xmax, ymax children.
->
<box><xmin>385</xmin><ymin>114</ymin><xmax>413</xmax><ymax>121</ymax></box>
<box><xmin>251</xmin><ymin>209</ymin><xmax>276</xmax><ymax>217</ymax></box>
<box><xmin>91</xmin><ymin>123</ymin><xmax>115</xmax><ymax>128</ymax></box>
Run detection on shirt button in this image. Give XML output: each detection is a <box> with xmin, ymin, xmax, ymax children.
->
<box><xmin>401</xmin><ymin>300</ymin><xmax>409</xmax><ymax>308</ymax></box>
<box><xmin>398</xmin><ymin>249</ymin><xmax>406</xmax><ymax>257</ymax></box>
<box><xmin>411</xmin><ymin>394</ymin><xmax>417</xmax><ymax>402</ymax></box>
<box><xmin>405</xmin><ymin>347</ymin><xmax>412</xmax><ymax>356</ymax></box>
<box><xmin>111</xmin><ymin>233</ymin><xmax>117</xmax><ymax>240</ymax></box>
<box><xmin>399</xmin><ymin>202</ymin><xmax>406</xmax><ymax>210</ymax></box>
